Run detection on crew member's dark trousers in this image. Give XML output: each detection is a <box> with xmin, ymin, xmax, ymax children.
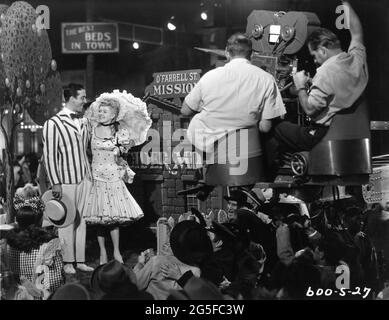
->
<box><xmin>261</xmin><ymin>121</ymin><xmax>328</xmax><ymax>179</ymax></box>
<box><xmin>273</xmin><ymin>121</ymin><xmax>329</xmax><ymax>153</ymax></box>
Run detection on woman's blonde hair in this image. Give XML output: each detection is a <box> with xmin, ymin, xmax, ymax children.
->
<box><xmin>98</xmin><ymin>98</ymin><xmax>120</xmax><ymax>120</ymax></box>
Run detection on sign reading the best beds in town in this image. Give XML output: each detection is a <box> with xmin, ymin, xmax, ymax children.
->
<box><xmin>148</xmin><ymin>70</ymin><xmax>202</xmax><ymax>98</ymax></box>
<box><xmin>61</xmin><ymin>22</ymin><xmax>119</xmax><ymax>54</ymax></box>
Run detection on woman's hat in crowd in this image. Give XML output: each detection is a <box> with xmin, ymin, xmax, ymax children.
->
<box><xmin>41</xmin><ymin>185</ymin><xmax>77</xmax><ymax>228</ymax></box>
<box><xmin>90</xmin><ymin>260</ymin><xmax>138</xmax><ymax>296</ymax></box>
<box><xmin>169</xmin><ymin>220</ymin><xmax>213</xmax><ymax>266</ymax></box>
<box><xmin>168</xmin><ymin>277</ymin><xmax>224</xmax><ymax>300</ymax></box>
<box><xmin>15</xmin><ymin>183</ymin><xmax>40</xmax><ymax>199</ymax></box>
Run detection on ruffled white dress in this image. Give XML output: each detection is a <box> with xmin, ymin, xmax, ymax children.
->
<box><xmin>79</xmin><ymin>129</ymin><xmax>144</xmax><ymax>225</ymax></box>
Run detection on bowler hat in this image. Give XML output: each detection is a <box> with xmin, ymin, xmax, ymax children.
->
<box><xmin>169</xmin><ymin>221</ymin><xmax>213</xmax><ymax>266</ymax></box>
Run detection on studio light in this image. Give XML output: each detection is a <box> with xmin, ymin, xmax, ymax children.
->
<box><xmin>167</xmin><ymin>16</ymin><xmax>176</xmax><ymax>31</ymax></box>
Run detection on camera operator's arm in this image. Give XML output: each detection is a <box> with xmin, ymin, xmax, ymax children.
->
<box><xmin>293</xmin><ymin>71</ymin><xmax>322</xmax><ymax>117</ymax></box>
<box><xmin>342</xmin><ymin>1</ymin><xmax>363</xmax><ymax>45</ymax></box>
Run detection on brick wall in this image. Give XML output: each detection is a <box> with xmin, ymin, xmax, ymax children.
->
<box><xmin>127</xmin><ymin>103</ymin><xmax>226</xmax><ymax>222</ymax></box>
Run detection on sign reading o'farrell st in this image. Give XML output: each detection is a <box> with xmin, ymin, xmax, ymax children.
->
<box><xmin>61</xmin><ymin>22</ymin><xmax>119</xmax><ymax>54</ymax></box>
<box><xmin>146</xmin><ymin>69</ymin><xmax>202</xmax><ymax>98</ymax></box>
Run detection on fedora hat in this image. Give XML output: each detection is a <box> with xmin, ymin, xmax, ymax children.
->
<box><xmin>41</xmin><ymin>185</ymin><xmax>76</xmax><ymax>228</ymax></box>
<box><xmin>170</xmin><ymin>221</ymin><xmax>213</xmax><ymax>266</ymax></box>
<box><xmin>90</xmin><ymin>260</ymin><xmax>137</xmax><ymax>295</ymax></box>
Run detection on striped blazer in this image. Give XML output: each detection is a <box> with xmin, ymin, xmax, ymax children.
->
<box><xmin>42</xmin><ymin>110</ymin><xmax>92</xmax><ymax>186</ymax></box>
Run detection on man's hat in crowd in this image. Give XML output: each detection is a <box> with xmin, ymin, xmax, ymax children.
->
<box><xmin>224</xmin><ymin>190</ymin><xmax>248</xmax><ymax>206</ymax></box>
<box><xmin>41</xmin><ymin>185</ymin><xmax>77</xmax><ymax>228</ymax></box>
<box><xmin>90</xmin><ymin>260</ymin><xmax>138</xmax><ymax>296</ymax></box>
<box><xmin>49</xmin><ymin>283</ymin><xmax>91</xmax><ymax>300</ymax></box>
<box><xmin>168</xmin><ymin>276</ymin><xmax>224</xmax><ymax>300</ymax></box>
<box><xmin>169</xmin><ymin>220</ymin><xmax>213</xmax><ymax>266</ymax></box>
<box><xmin>208</xmin><ymin>221</ymin><xmax>237</xmax><ymax>242</ymax></box>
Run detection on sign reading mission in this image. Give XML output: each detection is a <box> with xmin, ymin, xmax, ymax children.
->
<box><xmin>62</xmin><ymin>22</ymin><xmax>119</xmax><ymax>54</ymax></box>
<box><xmin>147</xmin><ymin>69</ymin><xmax>202</xmax><ymax>98</ymax></box>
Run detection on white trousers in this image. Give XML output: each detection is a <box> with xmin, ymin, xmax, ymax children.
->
<box><xmin>58</xmin><ymin>180</ymin><xmax>87</xmax><ymax>263</ymax></box>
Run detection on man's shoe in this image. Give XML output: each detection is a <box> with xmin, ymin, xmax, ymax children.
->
<box><xmin>64</xmin><ymin>264</ymin><xmax>76</xmax><ymax>274</ymax></box>
<box><xmin>76</xmin><ymin>263</ymin><xmax>94</xmax><ymax>272</ymax></box>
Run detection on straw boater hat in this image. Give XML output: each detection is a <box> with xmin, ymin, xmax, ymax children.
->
<box><xmin>41</xmin><ymin>185</ymin><xmax>77</xmax><ymax>228</ymax></box>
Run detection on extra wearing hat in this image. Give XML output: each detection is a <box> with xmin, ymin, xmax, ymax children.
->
<box><xmin>41</xmin><ymin>185</ymin><xmax>77</xmax><ymax>228</ymax></box>
<box><xmin>168</xmin><ymin>277</ymin><xmax>224</xmax><ymax>300</ymax></box>
<box><xmin>48</xmin><ymin>283</ymin><xmax>91</xmax><ymax>300</ymax></box>
<box><xmin>224</xmin><ymin>189</ymin><xmax>248</xmax><ymax>206</ymax></box>
<box><xmin>169</xmin><ymin>220</ymin><xmax>213</xmax><ymax>266</ymax></box>
<box><xmin>208</xmin><ymin>221</ymin><xmax>237</xmax><ymax>242</ymax></box>
<box><xmin>90</xmin><ymin>260</ymin><xmax>138</xmax><ymax>296</ymax></box>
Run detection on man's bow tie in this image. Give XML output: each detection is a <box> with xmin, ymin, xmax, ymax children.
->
<box><xmin>70</xmin><ymin>113</ymin><xmax>83</xmax><ymax>119</ymax></box>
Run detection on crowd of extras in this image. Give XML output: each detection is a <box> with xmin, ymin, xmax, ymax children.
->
<box><xmin>1</xmin><ymin>153</ymin><xmax>389</xmax><ymax>300</ymax></box>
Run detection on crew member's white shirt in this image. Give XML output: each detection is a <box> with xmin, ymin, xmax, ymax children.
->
<box><xmin>185</xmin><ymin>58</ymin><xmax>286</xmax><ymax>156</ymax></box>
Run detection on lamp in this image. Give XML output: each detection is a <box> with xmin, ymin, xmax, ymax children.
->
<box><xmin>200</xmin><ymin>2</ymin><xmax>208</xmax><ymax>20</ymax></box>
<box><xmin>167</xmin><ymin>16</ymin><xmax>176</xmax><ymax>31</ymax></box>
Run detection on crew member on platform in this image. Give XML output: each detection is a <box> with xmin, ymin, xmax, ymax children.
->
<box><xmin>180</xmin><ymin>32</ymin><xmax>286</xmax><ymax>196</ymax></box>
<box><xmin>42</xmin><ymin>83</ymin><xmax>94</xmax><ymax>274</ymax></box>
<box><xmin>274</xmin><ymin>0</ymin><xmax>368</xmax><ymax>152</ymax></box>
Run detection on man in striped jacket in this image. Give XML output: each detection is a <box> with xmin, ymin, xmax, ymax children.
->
<box><xmin>42</xmin><ymin>83</ymin><xmax>94</xmax><ymax>274</ymax></box>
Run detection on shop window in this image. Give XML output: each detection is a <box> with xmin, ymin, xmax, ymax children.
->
<box><xmin>185</xmin><ymin>192</ymin><xmax>200</xmax><ymax>211</ymax></box>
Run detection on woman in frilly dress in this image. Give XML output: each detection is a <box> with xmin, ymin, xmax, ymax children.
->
<box><xmin>79</xmin><ymin>90</ymin><xmax>152</xmax><ymax>264</ymax></box>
